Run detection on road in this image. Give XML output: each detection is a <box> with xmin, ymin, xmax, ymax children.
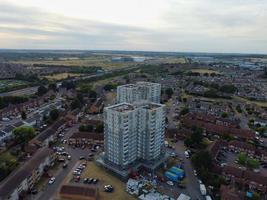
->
<box><xmin>0</xmin><ymin>86</ymin><xmax>39</xmax><ymax>97</ymax></box>
<box><xmin>174</xmin><ymin>141</ymin><xmax>204</xmax><ymax>199</ymax></box>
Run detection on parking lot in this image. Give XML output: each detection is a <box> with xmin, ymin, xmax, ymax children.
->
<box><xmin>216</xmin><ymin>147</ymin><xmax>267</xmax><ymax>175</ymax></box>
<box><xmin>79</xmin><ymin>162</ymin><xmax>135</xmax><ymax>200</ymax></box>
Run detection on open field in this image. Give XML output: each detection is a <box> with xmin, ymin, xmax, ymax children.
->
<box><xmin>190</xmin><ymin>68</ymin><xmax>221</xmax><ymax>74</ymax></box>
<box><xmin>82</xmin><ymin>162</ymin><xmax>135</xmax><ymax>200</ymax></box>
<box><xmin>0</xmin><ymin>80</ymin><xmax>30</xmax><ymax>93</ymax></box>
<box><xmin>233</xmin><ymin>96</ymin><xmax>267</xmax><ymax>108</ymax></box>
<box><xmin>11</xmin><ymin>56</ymin><xmax>135</xmax><ymax>70</ymax></box>
<box><xmin>42</xmin><ymin>73</ymin><xmax>82</xmax><ymax>81</ymax></box>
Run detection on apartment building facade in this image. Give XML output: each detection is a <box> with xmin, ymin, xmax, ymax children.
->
<box><xmin>104</xmin><ymin>102</ymin><xmax>166</xmax><ymax>169</ymax></box>
<box><xmin>116</xmin><ymin>82</ymin><xmax>161</xmax><ymax>104</ymax></box>
<box><xmin>0</xmin><ymin>148</ymin><xmax>55</xmax><ymax>200</ymax></box>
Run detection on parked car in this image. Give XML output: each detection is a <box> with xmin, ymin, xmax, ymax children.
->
<box><xmin>48</xmin><ymin>177</ymin><xmax>55</xmax><ymax>185</ymax></box>
<box><xmin>63</xmin><ymin>163</ymin><xmax>68</xmax><ymax>168</ymax></box>
<box><xmin>167</xmin><ymin>181</ymin><xmax>174</xmax><ymax>186</ymax></box>
<box><xmin>104</xmin><ymin>185</ymin><xmax>113</xmax><ymax>192</ymax></box>
<box><xmin>79</xmin><ymin>156</ymin><xmax>86</xmax><ymax>160</ymax></box>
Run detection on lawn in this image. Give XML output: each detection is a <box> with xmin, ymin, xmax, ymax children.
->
<box><xmin>11</xmin><ymin>56</ymin><xmax>134</xmax><ymax>70</ymax></box>
<box><xmin>190</xmin><ymin>68</ymin><xmax>221</xmax><ymax>74</ymax></box>
<box><xmin>233</xmin><ymin>96</ymin><xmax>267</xmax><ymax>108</ymax></box>
<box><xmin>0</xmin><ymin>80</ymin><xmax>30</xmax><ymax>92</ymax></box>
<box><xmin>82</xmin><ymin>162</ymin><xmax>135</xmax><ymax>200</ymax></box>
<box><xmin>42</xmin><ymin>73</ymin><xmax>82</xmax><ymax>81</ymax></box>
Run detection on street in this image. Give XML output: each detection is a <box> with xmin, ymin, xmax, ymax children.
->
<box><xmin>174</xmin><ymin>141</ymin><xmax>204</xmax><ymax>200</ymax></box>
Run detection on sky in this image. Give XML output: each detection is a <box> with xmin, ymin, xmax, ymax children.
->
<box><xmin>0</xmin><ymin>0</ymin><xmax>267</xmax><ymax>54</ymax></box>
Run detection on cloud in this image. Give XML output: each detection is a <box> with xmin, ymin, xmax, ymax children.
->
<box><xmin>0</xmin><ymin>1</ymin><xmax>267</xmax><ymax>53</ymax></box>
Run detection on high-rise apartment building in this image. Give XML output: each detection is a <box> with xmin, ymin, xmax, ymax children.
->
<box><xmin>104</xmin><ymin>83</ymin><xmax>165</xmax><ymax>170</ymax></box>
<box><xmin>117</xmin><ymin>82</ymin><xmax>161</xmax><ymax>104</ymax></box>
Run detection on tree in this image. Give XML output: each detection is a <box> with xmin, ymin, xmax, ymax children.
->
<box><xmin>37</xmin><ymin>85</ymin><xmax>48</xmax><ymax>96</ymax></box>
<box><xmin>95</xmin><ymin>123</ymin><xmax>104</xmax><ymax>133</ymax></box>
<box><xmin>236</xmin><ymin>105</ymin><xmax>243</xmax><ymax>113</ymax></box>
<box><xmin>21</xmin><ymin>111</ymin><xmax>27</xmax><ymax>120</ymax></box>
<box><xmin>165</xmin><ymin>88</ymin><xmax>174</xmax><ymax>98</ymax></box>
<box><xmin>49</xmin><ymin>109</ymin><xmax>59</xmax><ymax>121</ymax></box>
<box><xmin>192</xmin><ymin>151</ymin><xmax>212</xmax><ymax>171</ymax></box>
<box><xmin>71</xmin><ymin>98</ymin><xmax>82</xmax><ymax>110</ymax></box>
<box><xmin>191</xmin><ymin>127</ymin><xmax>203</xmax><ymax>146</ymax></box>
<box><xmin>12</xmin><ymin>126</ymin><xmax>35</xmax><ymax>147</ymax></box>
<box><xmin>61</xmin><ymin>81</ymin><xmax>76</xmax><ymax>90</ymax></box>
<box><xmin>48</xmin><ymin>83</ymin><xmax>57</xmax><ymax>92</ymax></box>
<box><xmin>221</xmin><ymin>112</ymin><xmax>228</xmax><ymax>118</ymax></box>
<box><xmin>79</xmin><ymin>125</ymin><xmax>94</xmax><ymax>132</ymax></box>
<box><xmin>180</xmin><ymin>107</ymin><xmax>189</xmax><ymax>116</ymax></box>
<box><xmin>103</xmin><ymin>84</ymin><xmax>116</xmax><ymax>91</ymax></box>
<box><xmin>219</xmin><ymin>85</ymin><xmax>237</xmax><ymax>94</ymax></box>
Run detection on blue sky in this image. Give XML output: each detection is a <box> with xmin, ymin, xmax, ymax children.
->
<box><xmin>0</xmin><ymin>0</ymin><xmax>267</xmax><ymax>53</ymax></box>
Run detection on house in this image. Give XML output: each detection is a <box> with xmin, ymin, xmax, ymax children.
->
<box><xmin>69</xmin><ymin>132</ymin><xmax>104</xmax><ymax>145</ymax></box>
<box><xmin>59</xmin><ymin>184</ymin><xmax>98</xmax><ymax>200</ymax></box>
<box><xmin>33</xmin><ymin>128</ymin><xmax>55</xmax><ymax>147</ymax></box>
<box><xmin>228</xmin><ymin>141</ymin><xmax>255</xmax><ymax>155</ymax></box>
<box><xmin>0</xmin><ymin>148</ymin><xmax>54</xmax><ymax>200</ymax></box>
<box><xmin>181</xmin><ymin>113</ymin><xmax>255</xmax><ymax>140</ymax></box>
<box><xmin>222</xmin><ymin>165</ymin><xmax>267</xmax><ymax>193</ymax></box>
<box><xmin>88</xmin><ymin>98</ymin><xmax>103</xmax><ymax>114</ymax></box>
<box><xmin>220</xmin><ymin>185</ymin><xmax>244</xmax><ymax>200</ymax></box>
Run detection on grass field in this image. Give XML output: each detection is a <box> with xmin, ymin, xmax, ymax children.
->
<box><xmin>82</xmin><ymin>162</ymin><xmax>135</xmax><ymax>200</ymax></box>
<box><xmin>11</xmin><ymin>56</ymin><xmax>134</xmax><ymax>70</ymax></box>
<box><xmin>233</xmin><ymin>96</ymin><xmax>267</xmax><ymax>108</ymax></box>
<box><xmin>190</xmin><ymin>68</ymin><xmax>221</xmax><ymax>74</ymax></box>
<box><xmin>0</xmin><ymin>80</ymin><xmax>30</xmax><ymax>92</ymax></box>
<box><xmin>42</xmin><ymin>73</ymin><xmax>82</xmax><ymax>81</ymax></box>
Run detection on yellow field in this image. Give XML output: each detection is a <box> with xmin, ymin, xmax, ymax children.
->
<box><xmin>82</xmin><ymin>162</ymin><xmax>135</xmax><ymax>200</ymax></box>
<box><xmin>42</xmin><ymin>73</ymin><xmax>82</xmax><ymax>81</ymax></box>
<box><xmin>11</xmin><ymin>57</ymin><xmax>134</xmax><ymax>70</ymax></box>
<box><xmin>190</xmin><ymin>68</ymin><xmax>221</xmax><ymax>74</ymax></box>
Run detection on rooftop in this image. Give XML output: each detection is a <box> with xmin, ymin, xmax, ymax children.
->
<box><xmin>0</xmin><ymin>148</ymin><xmax>53</xmax><ymax>199</ymax></box>
<box><xmin>59</xmin><ymin>184</ymin><xmax>97</xmax><ymax>198</ymax></box>
<box><xmin>107</xmin><ymin>103</ymin><xmax>135</xmax><ymax>113</ymax></box>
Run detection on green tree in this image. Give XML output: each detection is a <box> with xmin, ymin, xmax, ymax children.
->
<box><xmin>95</xmin><ymin>123</ymin><xmax>104</xmax><ymax>133</ymax></box>
<box><xmin>48</xmin><ymin>83</ymin><xmax>57</xmax><ymax>91</ymax></box>
<box><xmin>192</xmin><ymin>151</ymin><xmax>212</xmax><ymax>170</ymax></box>
<box><xmin>49</xmin><ymin>109</ymin><xmax>59</xmax><ymax>121</ymax></box>
<box><xmin>237</xmin><ymin>153</ymin><xmax>247</xmax><ymax>165</ymax></box>
<box><xmin>165</xmin><ymin>88</ymin><xmax>174</xmax><ymax>98</ymax></box>
<box><xmin>221</xmin><ymin>112</ymin><xmax>228</xmax><ymax>118</ymax></box>
<box><xmin>180</xmin><ymin>107</ymin><xmax>189</xmax><ymax>116</ymax></box>
<box><xmin>21</xmin><ymin>111</ymin><xmax>27</xmax><ymax>120</ymax></box>
<box><xmin>37</xmin><ymin>85</ymin><xmax>48</xmax><ymax>96</ymax></box>
<box><xmin>12</xmin><ymin>126</ymin><xmax>36</xmax><ymax>147</ymax></box>
<box><xmin>71</xmin><ymin>98</ymin><xmax>82</xmax><ymax>110</ymax></box>
<box><xmin>219</xmin><ymin>85</ymin><xmax>237</xmax><ymax>94</ymax></box>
